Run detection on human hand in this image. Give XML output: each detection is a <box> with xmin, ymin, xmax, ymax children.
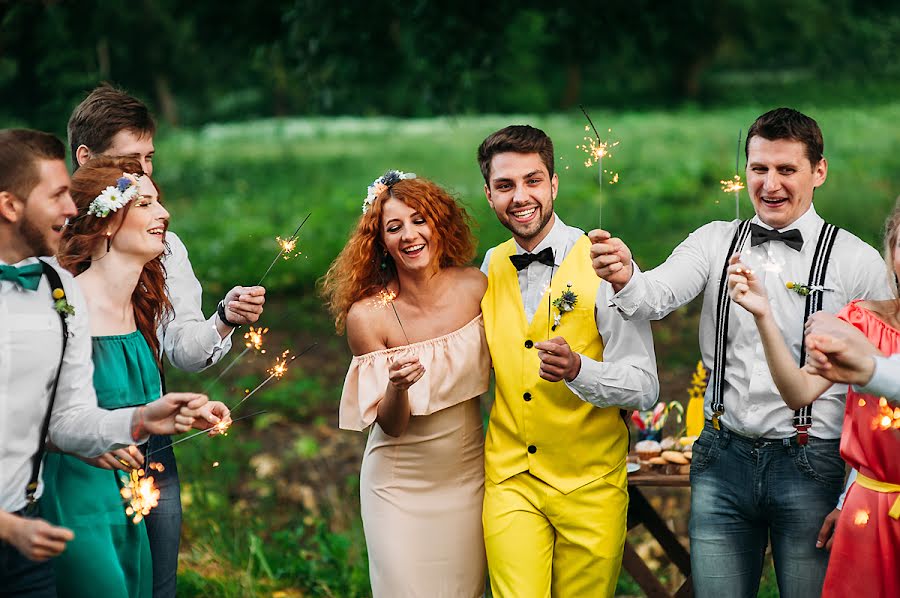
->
<box><xmin>588</xmin><ymin>229</ymin><xmax>633</xmax><ymax>291</ymax></box>
<box><xmin>77</xmin><ymin>445</ymin><xmax>144</xmax><ymax>472</ymax></box>
<box><xmin>192</xmin><ymin>401</ymin><xmax>232</xmax><ymax>436</ymax></box>
<box><xmin>387</xmin><ymin>356</ymin><xmax>425</xmax><ymax>391</ymax></box>
<box><xmin>535</xmin><ymin>337</ymin><xmax>582</xmax><ymax>382</ymax></box>
<box><xmin>816</xmin><ymin>507</ymin><xmax>841</xmax><ymax>551</ymax></box>
<box><xmin>0</xmin><ymin>512</ymin><xmax>74</xmax><ymax>561</ymax></box>
<box><xmin>805</xmin><ymin>334</ymin><xmax>878</xmax><ymax>386</ymax></box>
<box><xmin>727</xmin><ymin>254</ymin><xmax>770</xmax><ymax>317</ymax></box>
<box><xmin>221</xmin><ymin>286</ymin><xmax>266</xmax><ymax>326</ymax></box>
<box><xmin>136</xmin><ymin>393</ymin><xmax>208</xmax><ymax>438</ymax></box>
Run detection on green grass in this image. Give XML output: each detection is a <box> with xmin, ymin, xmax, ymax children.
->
<box><xmin>156</xmin><ymin>105</ymin><xmax>898</xmax><ymax>595</ymax></box>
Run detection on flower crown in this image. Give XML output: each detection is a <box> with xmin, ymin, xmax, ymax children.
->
<box><xmin>361</xmin><ymin>170</ymin><xmax>416</xmax><ymax>214</ymax></box>
<box><xmin>87</xmin><ymin>173</ymin><xmax>141</xmax><ymax>218</ymax></box>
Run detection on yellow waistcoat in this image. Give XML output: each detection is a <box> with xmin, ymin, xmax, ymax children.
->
<box><xmin>482</xmin><ymin>235</ymin><xmax>628</xmax><ymax>494</ymax></box>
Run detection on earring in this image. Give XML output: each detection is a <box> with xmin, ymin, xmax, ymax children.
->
<box><xmin>106</xmin><ymin>231</ymin><xmax>112</xmax><ymax>253</ymax></box>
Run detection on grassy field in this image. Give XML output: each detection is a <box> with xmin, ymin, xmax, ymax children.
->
<box><xmin>154</xmin><ymin>104</ymin><xmax>900</xmax><ymax>596</ymax></box>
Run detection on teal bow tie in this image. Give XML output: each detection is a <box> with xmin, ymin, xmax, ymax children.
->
<box><xmin>0</xmin><ymin>262</ymin><xmax>43</xmax><ymax>291</ymax></box>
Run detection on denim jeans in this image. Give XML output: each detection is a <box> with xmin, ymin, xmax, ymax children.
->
<box><xmin>689</xmin><ymin>421</ymin><xmax>844</xmax><ymax>598</ymax></box>
<box><xmin>0</xmin><ymin>509</ymin><xmax>57</xmax><ymax>598</ymax></box>
<box><xmin>143</xmin><ymin>435</ymin><xmax>182</xmax><ymax>598</ymax></box>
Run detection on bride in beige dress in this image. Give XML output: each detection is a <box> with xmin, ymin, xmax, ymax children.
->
<box><xmin>321</xmin><ymin>171</ymin><xmax>489</xmax><ymax>597</ymax></box>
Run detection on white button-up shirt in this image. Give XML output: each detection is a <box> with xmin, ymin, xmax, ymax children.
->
<box><xmin>0</xmin><ymin>257</ymin><xmax>136</xmax><ymax>513</ymax></box>
<box><xmin>159</xmin><ymin>231</ymin><xmax>232</xmax><ymax>372</ymax></box>
<box><xmin>612</xmin><ymin>205</ymin><xmax>891</xmax><ymax>439</ymax></box>
<box><xmin>482</xmin><ymin>215</ymin><xmax>659</xmax><ymax>410</ymax></box>
<box><xmin>860</xmin><ymin>355</ymin><xmax>900</xmax><ymax>401</ymax></box>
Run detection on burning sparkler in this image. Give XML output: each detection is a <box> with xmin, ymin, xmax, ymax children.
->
<box><xmin>373</xmin><ymin>287</ymin><xmax>410</xmax><ymax>345</ymax></box>
<box><xmin>203</xmin><ymin>326</ymin><xmax>269</xmax><ymax>392</ymax></box>
<box><xmin>719</xmin><ymin>129</ymin><xmax>744</xmax><ymax>219</ymax></box>
<box><xmin>257</xmin><ymin>212</ymin><xmax>312</xmax><ymax>286</ymax></box>
<box><xmin>872</xmin><ymin>397</ymin><xmax>900</xmax><ymax>431</ymax></box>
<box><xmin>579</xmin><ymin>105</ymin><xmax>619</xmax><ymax>229</ymax></box>
<box><xmin>228</xmin><ymin>343</ymin><xmax>317</xmax><ymax>414</ymax></box>
<box><xmin>120</xmin><ymin>462</ymin><xmax>164</xmax><ymax>523</ymax></box>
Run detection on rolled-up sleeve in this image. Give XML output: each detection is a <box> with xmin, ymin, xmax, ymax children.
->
<box><xmin>160</xmin><ymin>231</ymin><xmax>232</xmax><ymax>372</ymax></box>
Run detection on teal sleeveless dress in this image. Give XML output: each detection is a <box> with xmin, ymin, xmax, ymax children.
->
<box><xmin>42</xmin><ymin>331</ymin><xmax>160</xmax><ymax>597</ymax></box>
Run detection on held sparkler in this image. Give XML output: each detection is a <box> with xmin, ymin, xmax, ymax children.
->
<box><xmin>257</xmin><ymin>212</ymin><xmax>312</xmax><ymax>286</ymax></box>
<box><xmin>579</xmin><ymin>105</ymin><xmax>620</xmax><ymax>229</ymax></box>
<box><xmin>203</xmin><ymin>326</ymin><xmax>269</xmax><ymax>392</ymax></box>
<box><xmin>720</xmin><ymin>129</ymin><xmax>745</xmax><ymax>219</ymax></box>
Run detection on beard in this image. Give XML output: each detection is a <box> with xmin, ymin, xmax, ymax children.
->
<box><xmin>508</xmin><ymin>205</ymin><xmax>554</xmax><ymax>241</ymax></box>
<box><xmin>19</xmin><ymin>216</ymin><xmax>54</xmax><ymax>257</ymax></box>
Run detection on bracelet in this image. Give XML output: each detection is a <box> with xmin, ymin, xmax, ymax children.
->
<box><xmin>131</xmin><ymin>406</ymin><xmax>146</xmax><ymax>442</ymax></box>
<box><xmin>217</xmin><ymin>300</ymin><xmax>240</xmax><ymax>328</ymax></box>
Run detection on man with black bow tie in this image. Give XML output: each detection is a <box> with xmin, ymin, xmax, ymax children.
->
<box><xmin>591</xmin><ymin>108</ymin><xmax>892</xmax><ymax>597</ymax></box>
<box><xmin>476</xmin><ymin>125</ymin><xmax>658</xmax><ymax>597</ymax></box>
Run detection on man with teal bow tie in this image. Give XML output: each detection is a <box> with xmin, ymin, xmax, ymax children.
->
<box><xmin>0</xmin><ymin>128</ymin><xmax>211</xmax><ymax>597</ymax></box>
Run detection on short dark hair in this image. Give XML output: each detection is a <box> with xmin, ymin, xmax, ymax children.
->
<box><xmin>746</xmin><ymin>108</ymin><xmax>824</xmax><ymax>167</ymax></box>
<box><xmin>67</xmin><ymin>84</ymin><xmax>156</xmax><ymax>170</ymax></box>
<box><xmin>0</xmin><ymin>129</ymin><xmax>66</xmax><ymax>199</ymax></box>
<box><xmin>477</xmin><ymin>125</ymin><xmax>554</xmax><ymax>184</ymax></box>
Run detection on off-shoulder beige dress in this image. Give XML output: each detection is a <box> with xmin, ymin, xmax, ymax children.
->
<box><xmin>340</xmin><ymin>315</ymin><xmax>490</xmax><ymax>598</ymax></box>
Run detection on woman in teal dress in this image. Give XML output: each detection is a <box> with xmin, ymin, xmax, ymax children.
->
<box><xmin>42</xmin><ymin>156</ymin><xmax>229</xmax><ymax>597</ymax></box>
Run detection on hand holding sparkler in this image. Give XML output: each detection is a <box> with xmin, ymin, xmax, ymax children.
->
<box><xmin>588</xmin><ymin>229</ymin><xmax>634</xmax><ymax>291</ymax></box>
<box><xmin>77</xmin><ymin>444</ymin><xmax>144</xmax><ymax>472</ymax></box>
<box><xmin>804</xmin><ymin>313</ymin><xmax>882</xmax><ymax>386</ymax></box>
<box><xmin>192</xmin><ymin>401</ymin><xmax>233</xmax><ymax>437</ymax></box>
<box><xmin>133</xmin><ymin>392</ymin><xmax>209</xmax><ymax>439</ymax></box>
<box><xmin>387</xmin><ymin>355</ymin><xmax>425</xmax><ymax>391</ymax></box>
<box><xmin>216</xmin><ymin>285</ymin><xmax>266</xmax><ymax>334</ymax></box>
<box><xmin>535</xmin><ymin>337</ymin><xmax>581</xmax><ymax>383</ymax></box>
<box><xmin>726</xmin><ymin>254</ymin><xmax>771</xmax><ymax>318</ymax></box>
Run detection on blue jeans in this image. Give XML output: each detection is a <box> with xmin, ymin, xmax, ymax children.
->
<box><xmin>0</xmin><ymin>509</ymin><xmax>56</xmax><ymax>598</ymax></box>
<box><xmin>689</xmin><ymin>421</ymin><xmax>844</xmax><ymax>598</ymax></box>
<box><xmin>143</xmin><ymin>435</ymin><xmax>182</xmax><ymax>598</ymax></box>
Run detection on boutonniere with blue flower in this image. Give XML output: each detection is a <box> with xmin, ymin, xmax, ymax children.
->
<box><xmin>785</xmin><ymin>281</ymin><xmax>833</xmax><ymax>297</ymax></box>
<box><xmin>52</xmin><ymin>287</ymin><xmax>74</xmax><ymax>320</ymax></box>
<box><xmin>551</xmin><ymin>282</ymin><xmax>578</xmax><ymax>330</ymax></box>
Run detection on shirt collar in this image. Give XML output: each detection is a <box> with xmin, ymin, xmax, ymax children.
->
<box><xmin>750</xmin><ymin>204</ymin><xmax>823</xmax><ymax>242</ymax></box>
<box><xmin>514</xmin><ymin>213</ymin><xmax>567</xmax><ymax>256</ymax></box>
<box><xmin>0</xmin><ymin>256</ymin><xmax>40</xmax><ymax>268</ymax></box>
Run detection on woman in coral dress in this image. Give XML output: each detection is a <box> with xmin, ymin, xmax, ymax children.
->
<box><xmin>728</xmin><ymin>200</ymin><xmax>900</xmax><ymax>597</ymax></box>
<box><xmin>321</xmin><ymin>171</ymin><xmax>488</xmax><ymax>597</ymax></box>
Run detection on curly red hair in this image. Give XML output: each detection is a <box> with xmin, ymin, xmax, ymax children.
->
<box><xmin>58</xmin><ymin>156</ymin><xmax>171</xmax><ymax>365</ymax></box>
<box><xmin>319</xmin><ymin>176</ymin><xmax>476</xmax><ymax>333</ymax></box>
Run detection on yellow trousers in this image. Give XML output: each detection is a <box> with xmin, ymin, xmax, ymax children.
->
<box><xmin>483</xmin><ymin>468</ymin><xmax>628</xmax><ymax>598</ymax></box>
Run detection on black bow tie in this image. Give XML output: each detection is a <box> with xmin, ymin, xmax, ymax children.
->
<box><xmin>509</xmin><ymin>247</ymin><xmax>555</xmax><ymax>271</ymax></box>
<box><xmin>750</xmin><ymin>223</ymin><xmax>804</xmax><ymax>251</ymax></box>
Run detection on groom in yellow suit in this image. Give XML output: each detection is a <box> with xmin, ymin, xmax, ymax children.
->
<box><xmin>478</xmin><ymin>125</ymin><xmax>659</xmax><ymax>597</ymax></box>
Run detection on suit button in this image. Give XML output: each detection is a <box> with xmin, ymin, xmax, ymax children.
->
<box><xmin>523</xmin><ymin>392</ymin><xmax>532</xmax><ymax>402</ymax></box>
<box><xmin>524</xmin><ymin>339</ymin><xmax>533</xmax><ymax>348</ymax></box>
<box><xmin>528</xmin><ymin>445</ymin><xmax>537</xmax><ymax>454</ymax></box>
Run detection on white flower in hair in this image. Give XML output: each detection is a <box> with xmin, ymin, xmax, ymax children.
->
<box><xmin>87</xmin><ymin>174</ymin><xmax>141</xmax><ymax>218</ymax></box>
<box><xmin>361</xmin><ymin>170</ymin><xmax>416</xmax><ymax>214</ymax></box>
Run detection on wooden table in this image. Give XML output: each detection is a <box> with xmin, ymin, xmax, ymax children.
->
<box><xmin>623</xmin><ymin>472</ymin><xmax>692</xmax><ymax>598</ymax></box>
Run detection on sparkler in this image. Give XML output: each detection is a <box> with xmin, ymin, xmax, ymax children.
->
<box><xmin>719</xmin><ymin>129</ymin><xmax>744</xmax><ymax>220</ymax></box>
<box><xmin>119</xmin><ymin>461</ymin><xmax>165</xmax><ymax>524</ymax></box>
<box><xmin>203</xmin><ymin>326</ymin><xmax>269</xmax><ymax>392</ymax></box>
<box><xmin>374</xmin><ymin>288</ymin><xmax>410</xmax><ymax>345</ymax></box>
<box><xmin>257</xmin><ymin>212</ymin><xmax>312</xmax><ymax>286</ymax></box>
<box><xmin>871</xmin><ymin>397</ymin><xmax>900</xmax><ymax>431</ymax></box>
<box><xmin>146</xmin><ymin>409</ymin><xmax>271</xmax><ymax>458</ymax></box>
<box><xmin>229</xmin><ymin>343</ymin><xmax>318</xmax><ymax>415</ymax></box>
<box><xmin>579</xmin><ymin>105</ymin><xmax>619</xmax><ymax>229</ymax></box>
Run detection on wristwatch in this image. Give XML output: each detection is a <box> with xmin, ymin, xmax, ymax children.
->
<box><xmin>217</xmin><ymin>300</ymin><xmax>240</xmax><ymax>328</ymax></box>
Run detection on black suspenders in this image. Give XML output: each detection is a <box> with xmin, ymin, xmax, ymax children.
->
<box><xmin>709</xmin><ymin>221</ymin><xmax>839</xmax><ymax>442</ymax></box>
<box><xmin>24</xmin><ymin>261</ymin><xmax>70</xmax><ymax>510</ymax></box>
<box><xmin>710</xmin><ymin>220</ymin><xmax>751</xmax><ymax>428</ymax></box>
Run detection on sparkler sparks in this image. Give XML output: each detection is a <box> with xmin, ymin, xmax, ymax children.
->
<box><xmin>204</xmin><ymin>326</ymin><xmax>269</xmax><ymax>391</ymax></box>
<box><xmin>374</xmin><ymin>287</ymin><xmax>410</xmax><ymax>345</ymax></box>
<box><xmin>719</xmin><ymin>129</ymin><xmax>744</xmax><ymax>219</ymax></box>
<box><xmin>120</xmin><ymin>465</ymin><xmax>163</xmax><ymax>524</ymax></box>
<box><xmin>579</xmin><ymin>106</ymin><xmax>619</xmax><ymax>229</ymax></box>
<box><xmin>257</xmin><ymin>212</ymin><xmax>312</xmax><ymax>286</ymax></box>
<box><xmin>854</xmin><ymin>509</ymin><xmax>870</xmax><ymax>526</ymax></box>
<box><xmin>871</xmin><ymin>397</ymin><xmax>900</xmax><ymax>431</ymax></box>
<box><xmin>720</xmin><ymin>174</ymin><xmax>745</xmax><ymax>194</ymax></box>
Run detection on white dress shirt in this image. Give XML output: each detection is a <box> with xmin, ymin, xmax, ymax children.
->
<box><xmin>859</xmin><ymin>354</ymin><xmax>900</xmax><ymax>400</ymax></box>
<box><xmin>159</xmin><ymin>231</ymin><xmax>232</xmax><ymax>372</ymax></box>
<box><xmin>481</xmin><ymin>215</ymin><xmax>659</xmax><ymax>410</ymax></box>
<box><xmin>1</xmin><ymin>257</ymin><xmax>138</xmax><ymax>513</ymax></box>
<box><xmin>612</xmin><ymin>205</ymin><xmax>891</xmax><ymax>439</ymax></box>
